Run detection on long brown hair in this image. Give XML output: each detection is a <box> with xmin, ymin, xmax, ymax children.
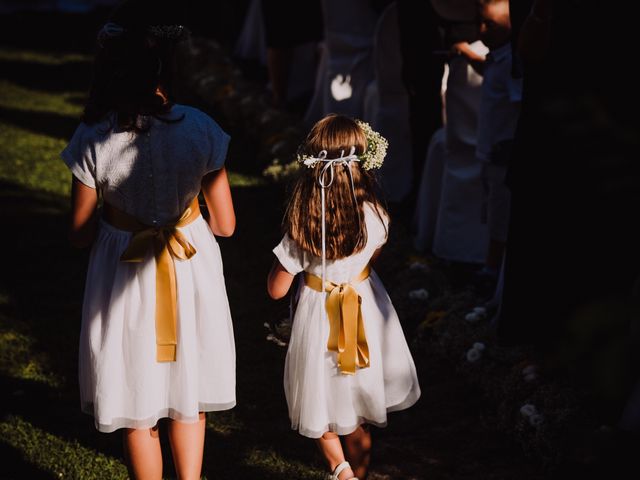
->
<box><xmin>284</xmin><ymin>114</ymin><xmax>388</xmax><ymax>260</ymax></box>
<box><xmin>82</xmin><ymin>0</ymin><xmax>187</xmax><ymax>131</ymax></box>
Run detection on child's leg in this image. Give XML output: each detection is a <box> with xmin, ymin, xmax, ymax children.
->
<box><xmin>315</xmin><ymin>431</ymin><xmax>356</xmax><ymax>479</ymax></box>
<box><xmin>167</xmin><ymin>412</ymin><xmax>206</xmax><ymax>480</ymax></box>
<box><xmin>122</xmin><ymin>424</ymin><xmax>163</xmax><ymax>480</ymax></box>
<box><xmin>344</xmin><ymin>425</ymin><xmax>372</xmax><ymax>479</ymax></box>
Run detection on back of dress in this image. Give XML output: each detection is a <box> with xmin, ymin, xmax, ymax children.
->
<box><xmin>274</xmin><ymin>201</ymin><xmax>388</xmax><ymax>281</ymax></box>
<box><xmin>62</xmin><ymin>104</ymin><xmax>229</xmax><ymax>225</ymax></box>
<box><xmin>273</xmin><ymin>201</ymin><xmax>421</xmax><ymax>439</ymax></box>
<box><xmin>62</xmin><ymin>103</ymin><xmax>237</xmax><ymax>434</ymax></box>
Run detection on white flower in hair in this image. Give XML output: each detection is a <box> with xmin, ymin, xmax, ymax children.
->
<box><xmin>355</xmin><ymin>120</ymin><xmax>388</xmax><ymax>170</ymax></box>
<box><xmin>298</xmin><ymin>154</ymin><xmax>318</xmax><ymax>168</ymax></box>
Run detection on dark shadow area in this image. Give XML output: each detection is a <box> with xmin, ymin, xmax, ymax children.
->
<box><xmin>0</xmin><ymin>10</ymin><xmax>110</xmax><ymax>54</ymax></box>
<box><xmin>0</xmin><ymin>2</ymin><xmax>251</xmax><ymax>57</ymax></box>
<box><xmin>185</xmin><ymin>0</ymin><xmax>252</xmax><ymax>54</ymax></box>
<box><xmin>0</xmin><ymin>58</ymin><xmax>92</xmax><ymax>93</ymax></box>
<box><xmin>0</xmin><ymin>106</ymin><xmax>80</xmax><ymax>139</ymax></box>
<box><xmin>0</xmin><ymin>440</ymin><xmax>58</xmax><ymax>480</ymax></box>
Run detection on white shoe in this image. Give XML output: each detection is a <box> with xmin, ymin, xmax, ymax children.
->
<box><xmin>327</xmin><ymin>460</ymin><xmax>358</xmax><ymax>480</ymax></box>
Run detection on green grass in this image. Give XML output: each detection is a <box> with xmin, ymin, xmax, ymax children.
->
<box><xmin>0</xmin><ymin>121</ymin><xmax>73</xmax><ymax>196</ymax></box>
<box><xmin>0</xmin><ymin>79</ymin><xmax>84</xmax><ymax>117</ymax></box>
<box><xmin>0</xmin><ymin>46</ymin><xmax>91</xmax><ymax>65</ymax></box>
<box><xmin>243</xmin><ymin>448</ymin><xmax>324</xmax><ymax>479</ymax></box>
<box><xmin>0</xmin><ymin>416</ymin><xmax>128</xmax><ymax>480</ymax></box>
<box><xmin>0</xmin><ymin>314</ymin><xmax>62</xmax><ymax>388</ymax></box>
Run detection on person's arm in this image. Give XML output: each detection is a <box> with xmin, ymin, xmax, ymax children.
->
<box><xmin>451</xmin><ymin>41</ymin><xmax>487</xmax><ymax>63</ymax></box>
<box><xmin>69</xmin><ymin>176</ymin><xmax>98</xmax><ymax>248</ymax></box>
<box><xmin>267</xmin><ymin>258</ymin><xmax>295</xmax><ymax>300</ymax></box>
<box><xmin>202</xmin><ymin>167</ymin><xmax>235</xmax><ymax>237</ymax></box>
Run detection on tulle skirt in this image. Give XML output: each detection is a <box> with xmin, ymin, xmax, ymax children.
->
<box><xmin>284</xmin><ymin>270</ymin><xmax>421</xmax><ymax>438</ymax></box>
<box><xmin>78</xmin><ymin>216</ymin><xmax>236</xmax><ymax>433</ymax></box>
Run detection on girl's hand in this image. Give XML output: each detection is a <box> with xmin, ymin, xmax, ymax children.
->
<box><xmin>202</xmin><ymin>167</ymin><xmax>236</xmax><ymax>237</ymax></box>
<box><xmin>451</xmin><ymin>41</ymin><xmax>487</xmax><ymax>63</ymax></box>
<box><xmin>267</xmin><ymin>259</ymin><xmax>294</xmax><ymax>300</ymax></box>
<box><xmin>69</xmin><ymin>176</ymin><xmax>98</xmax><ymax>248</ymax></box>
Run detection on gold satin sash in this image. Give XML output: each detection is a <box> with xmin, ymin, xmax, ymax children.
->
<box><xmin>304</xmin><ymin>265</ymin><xmax>371</xmax><ymax>375</ymax></box>
<box><xmin>103</xmin><ymin>197</ymin><xmax>201</xmax><ymax>362</ymax></box>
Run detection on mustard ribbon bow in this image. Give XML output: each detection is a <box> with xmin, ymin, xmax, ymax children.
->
<box><xmin>103</xmin><ymin>197</ymin><xmax>201</xmax><ymax>362</ymax></box>
<box><xmin>305</xmin><ymin>265</ymin><xmax>371</xmax><ymax>375</ymax></box>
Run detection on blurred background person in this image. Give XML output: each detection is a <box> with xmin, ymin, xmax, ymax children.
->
<box><xmin>413</xmin><ymin>0</ymin><xmax>490</xmax><ymax>268</ymax></box>
<box><xmin>397</xmin><ymin>0</ymin><xmax>445</xmax><ymax>206</ymax></box>
<box><xmin>473</xmin><ymin>0</ymin><xmax>522</xmax><ymax>300</ymax></box>
<box><xmin>261</xmin><ymin>0</ymin><xmax>323</xmax><ymax>110</ymax></box>
<box><xmin>303</xmin><ymin>0</ymin><xmax>381</xmax><ymax>126</ymax></box>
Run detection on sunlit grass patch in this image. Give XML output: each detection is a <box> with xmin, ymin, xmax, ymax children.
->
<box><xmin>0</xmin><ymin>313</ymin><xmax>63</xmax><ymax>388</ymax></box>
<box><xmin>227</xmin><ymin>170</ymin><xmax>266</xmax><ymax>188</ymax></box>
<box><xmin>244</xmin><ymin>447</ymin><xmax>325</xmax><ymax>479</ymax></box>
<box><xmin>0</xmin><ymin>79</ymin><xmax>84</xmax><ymax>118</ymax></box>
<box><xmin>0</xmin><ymin>415</ymin><xmax>128</xmax><ymax>480</ymax></box>
<box><xmin>205</xmin><ymin>410</ymin><xmax>244</xmax><ymax>436</ymax></box>
<box><xmin>0</xmin><ymin>121</ymin><xmax>71</xmax><ymax>196</ymax></box>
<box><xmin>0</xmin><ymin>47</ymin><xmax>91</xmax><ymax>66</ymax></box>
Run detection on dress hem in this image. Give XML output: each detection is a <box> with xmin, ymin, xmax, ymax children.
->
<box><xmin>82</xmin><ymin>400</ymin><xmax>237</xmax><ymax>433</ymax></box>
<box><xmin>291</xmin><ymin>386</ymin><xmax>421</xmax><ymax>439</ymax></box>
<box><xmin>293</xmin><ymin>416</ymin><xmax>388</xmax><ymax>439</ymax></box>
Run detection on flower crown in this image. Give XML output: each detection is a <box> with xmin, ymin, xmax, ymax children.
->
<box><xmin>296</xmin><ymin>120</ymin><xmax>388</xmax><ymax>170</ymax></box>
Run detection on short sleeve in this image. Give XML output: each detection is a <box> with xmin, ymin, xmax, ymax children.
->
<box><xmin>60</xmin><ymin>123</ymin><xmax>96</xmax><ymax>188</ymax></box>
<box><xmin>204</xmin><ymin>116</ymin><xmax>230</xmax><ymax>173</ymax></box>
<box><xmin>272</xmin><ymin>234</ymin><xmax>305</xmax><ymax>275</ymax></box>
<box><xmin>365</xmin><ymin>203</ymin><xmax>389</xmax><ymax>249</ymax></box>
<box><xmin>376</xmin><ymin>209</ymin><xmax>390</xmax><ymax>248</ymax></box>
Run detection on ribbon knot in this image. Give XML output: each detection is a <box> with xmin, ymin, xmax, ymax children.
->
<box><xmin>305</xmin><ymin>265</ymin><xmax>371</xmax><ymax>375</ymax></box>
<box><xmin>104</xmin><ymin>197</ymin><xmax>201</xmax><ymax>362</ymax></box>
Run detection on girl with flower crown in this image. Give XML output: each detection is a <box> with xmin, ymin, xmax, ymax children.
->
<box><xmin>268</xmin><ymin>114</ymin><xmax>421</xmax><ymax>480</ymax></box>
<box><xmin>62</xmin><ymin>1</ymin><xmax>236</xmax><ymax>478</ymax></box>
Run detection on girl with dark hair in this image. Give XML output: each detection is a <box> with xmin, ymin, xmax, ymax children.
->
<box><xmin>267</xmin><ymin>114</ymin><xmax>421</xmax><ymax>480</ymax></box>
<box><xmin>62</xmin><ymin>1</ymin><xmax>236</xmax><ymax>478</ymax></box>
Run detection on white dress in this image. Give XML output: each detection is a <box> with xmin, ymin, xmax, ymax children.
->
<box><xmin>61</xmin><ymin>105</ymin><xmax>236</xmax><ymax>433</ymax></box>
<box><xmin>273</xmin><ymin>203</ymin><xmax>421</xmax><ymax>438</ymax></box>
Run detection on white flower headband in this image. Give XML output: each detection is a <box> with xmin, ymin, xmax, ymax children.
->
<box><xmin>296</xmin><ymin>120</ymin><xmax>388</xmax><ymax>170</ymax></box>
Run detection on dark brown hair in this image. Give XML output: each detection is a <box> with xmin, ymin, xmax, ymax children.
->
<box><xmin>284</xmin><ymin>114</ymin><xmax>388</xmax><ymax>260</ymax></box>
<box><xmin>82</xmin><ymin>0</ymin><xmax>187</xmax><ymax>131</ymax></box>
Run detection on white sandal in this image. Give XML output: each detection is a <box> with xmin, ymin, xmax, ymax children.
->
<box><xmin>327</xmin><ymin>460</ymin><xmax>358</xmax><ymax>480</ymax></box>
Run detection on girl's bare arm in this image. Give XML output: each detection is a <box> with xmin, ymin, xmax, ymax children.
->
<box><xmin>202</xmin><ymin>167</ymin><xmax>236</xmax><ymax>237</ymax></box>
<box><xmin>267</xmin><ymin>259</ymin><xmax>295</xmax><ymax>300</ymax></box>
<box><xmin>69</xmin><ymin>176</ymin><xmax>98</xmax><ymax>248</ymax></box>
